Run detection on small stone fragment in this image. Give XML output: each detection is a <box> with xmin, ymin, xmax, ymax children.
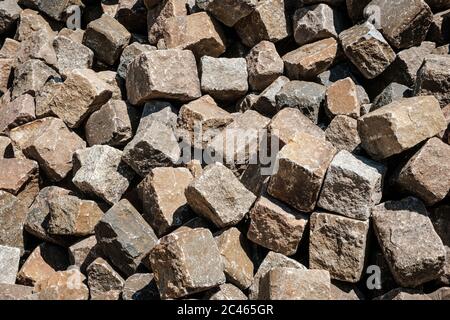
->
<box><xmin>126</xmin><ymin>49</ymin><xmax>201</xmax><ymax>105</ymax></box>
<box><xmin>83</xmin><ymin>14</ymin><xmax>131</xmax><ymax>65</ymax></box>
<box><xmin>149</xmin><ymin>227</ymin><xmax>225</xmax><ymax>299</ymax></box>
<box><xmin>87</xmin><ymin>258</ymin><xmax>125</xmax><ymax>300</ymax></box>
<box><xmin>95</xmin><ymin>199</ymin><xmax>158</xmax><ymax>276</ymax></box>
<box><xmin>358</xmin><ymin>96</ymin><xmax>446</xmax><ymax>160</ymax></box>
<box><xmin>215</xmin><ymin>227</ymin><xmax>254</xmax><ymax>290</ymax></box>
<box><xmin>309</xmin><ymin>211</ymin><xmax>370</xmax><ymax>282</ymax></box>
<box><xmin>393</xmin><ymin>137</ymin><xmax>450</xmax><ymax>205</ymax></box>
<box><xmin>282</xmin><ymin>38</ymin><xmax>338</xmax><ymax>80</ymax></box>
<box><xmin>339</xmin><ymin>22</ymin><xmax>396</xmax><ymax>79</ymax></box>
<box><xmin>267</xmin><ymin>133</ymin><xmax>336</xmax><ymax>212</ymax></box>
<box><xmin>73</xmin><ymin>145</ymin><xmax>135</xmax><ymax>205</ymax></box>
<box><xmin>246</xmin><ymin>41</ymin><xmax>284</xmax><ymax>91</ymax></box>
<box><xmin>185</xmin><ymin>163</ymin><xmax>256</xmax><ymax>228</ymax></box>
<box><xmin>372</xmin><ymin>197</ymin><xmax>446</xmax><ymax>287</ymax></box>
<box><xmin>318</xmin><ymin>150</ymin><xmax>386</xmax><ymax>220</ymax></box>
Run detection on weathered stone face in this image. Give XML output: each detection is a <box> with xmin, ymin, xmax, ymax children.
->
<box><xmin>68</xmin><ymin>236</ymin><xmax>101</xmax><ymax>273</ymax></box>
<box><xmin>246</xmin><ymin>41</ymin><xmax>284</xmax><ymax>91</ymax></box>
<box><xmin>205</xmin><ymin>283</ymin><xmax>248</xmax><ymax>300</ymax></box>
<box><xmin>325</xmin><ymin>115</ymin><xmax>361</xmax><ymax>153</ymax></box>
<box><xmin>260</xmin><ymin>267</ymin><xmax>331</xmax><ymax>300</ymax></box>
<box><xmin>83</xmin><ymin>14</ymin><xmax>131</xmax><ymax>66</ymax></box>
<box><xmin>117</xmin><ymin>42</ymin><xmax>155</xmax><ymax>79</ymax></box>
<box><xmin>0</xmin><ymin>94</ymin><xmax>35</xmax><ymax>134</ymax></box>
<box><xmin>309</xmin><ymin>211</ymin><xmax>370</xmax><ymax>282</ymax></box>
<box><xmin>162</xmin><ymin>12</ymin><xmax>226</xmax><ymax>58</ymax></box>
<box><xmin>339</xmin><ymin>22</ymin><xmax>396</xmax><ymax>79</ymax></box>
<box><xmin>318</xmin><ymin>150</ymin><xmax>386</xmax><ymax>221</ymax></box>
<box><xmin>415</xmin><ymin>54</ymin><xmax>450</xmax><ymax>107</ymax></box>
<box><xmin>253</xmin><ymin>76</ymin><xmax>290</xmax><ymax>116</ymax></box>
<box><xmin>126</xmin><ymin>50</ymin><xmax>201</xmax><ymax>105</ymax></box>
<box><xmin>215</xmin><ymin>227</ymin><xmax>254</xmax><ymax>290</ymax></box>
<box><xmin>248</xmin><ymin>194</ymin><xmax>308</xmax><ymax>256</ymax></box>
<box><xmin>37</xmin><ymin>269</ymin><xmax>89</xmax><ymax>300</ymax></box>
<box><xmin>269</xmin><ymin>107</ymin><xmax>325</xmax><ymax>148</ymax></box>
<box><xmin>275</xmin><ymin>80</ymin><xmax>326</xmax><ymax>124</ymax></box>
<box><xmin>0</xmin><ymin>284</ymin><xmax>35</xmax><ymax>300</ymax></box>
<box><xmin>368</xmin><ymin>0</ymin><xmax>433</xmax><ymax>50</ymax></box>
<box><xmin>393</xmin><ymin>137</ymin><xmax>450</xmax><ymax>205</ymax></box>
<box><xmin>282</xmin><ymin>38</ymin><xmax>338</xmax><ymax>80</ymax></box>
<box><xmin>53</xmin><ymin>36</ymin><xmax>94</xmax><ymax>78</ymax></box>
<box><xmin>10</xmin><ymin>118</ymin><xmax>85</xmax><ymax>181</ymax></box>
<box><xmin>147</xmin><ymin>0</ymin><xmax>188</xmax><ymax>45</ymax></box>
<box><xmin>200</xmin><ymin>56</ymin><xmax>248</xmax><ymax>102</ymax></box>
<box><xmin>138</xmin><ymin>167</ymin><xmax>193</xmax><ymax>236</ymax></box>
<box><xmin>185</xmin><ymin>163</ymin><xmax>256</xmax><ymax>228</ymax></box>
<box><xmin>0</xmin><ymin>245</ymin><xmax>20</xmax><ymax>284</ymax></box>
<box><xmin>0</xmin><ymin>158</ymin><xmax>38</xmax><ymax>195</ymax></box>
<box><xmin>198</xmin><ymin>0</ymin><xmax>258</xmax><ymax>27</ymax></box>
<box><xmin>267</xmin><ymin>133</ymin><xmax>336</xmax><ymax>212</ymax></box>
<box><xmin>325</xmin><ymin>77</ymin><xmax>360</xmax><ymax>119</ymax></box>
<box><xmin>95</xmin><ymin>199</ymin><xmax>158</xmax><ymax>276</ymax></box>
<box><xmin>122</xmin><ymin>273</ymin><xmax>160</xmax><ymax>300</ymax></box>
<box><xmin>87</xmin><ymin>258</ymin><xmax>125</xmax><ymax>300</ymax></box>
<box><xmin>235</xmin><ymin>0</ymin><xmax>289</xmax><ymax>47</ymax></box>
<box><xmin>358</xmin><ymin>96</ymin><xmax>447</xmax><ymax>160</ymax></box>
<box><xmin>149</xmin><ymin>227</ymin><xmax>226</xmax><ymax>299</ymax></box>
<box><xmin>73</xmin><ymin>145</ymin><xmax>135</xmax><ymax>205</ymax></box>
<box><xmin>0</xmin><ymin>0</ymin><xmax>22</xmax><ymax>34</ymax></box>
<box><xmin>372</xmin><ymin>197</ymin><xmax>446</xmax><ymax>287</ymax></box>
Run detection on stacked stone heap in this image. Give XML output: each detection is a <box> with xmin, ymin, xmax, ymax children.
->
<box><xmin>0</xmin><ymin>0</ymin><xmax>450</xmax><ymax>300</ymax></box>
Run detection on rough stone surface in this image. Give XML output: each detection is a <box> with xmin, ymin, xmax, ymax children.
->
<box><xmin>149</xmin><ymin>227</ymin><xmax>226</xmax><ymax>299</ymax></box>
<box><xmin>248</xmin><ymin>194</ymin><xmax>308</xmax><ymax>256</ymax></box>
<box><xmin>95</xmin><ymin>199</ymin><xmax>158</xmax><ymax>276</ymax></box>
<box><xmin>87</xmin><ymin>258</ymin><xmax>125</xmax><ymax>300</ymax></box>
<box><xmin>37</xmin><ymin>269</ymin><xmax>89</xmax><ymax>300</ymax></box>
<box><xmin>358</xmin><ymin>96</ymin><xmax>447</xmax><ymax>160</ymax></box>
<box><xmin>121</xmin><ymin>273</ymin><xmax>159</xmax><ymax>300</ymax></box>
<box><xmin>126</xmin><ymin>49</ymin><xmax>201</xmax><ymax>105</ymax></box>
<box><xmin>198</xmin><ymin>0</ymin><xmax>257</xmax><ymax>27</ymax></box>
<box><xmin>117</xmin><ymin>42</ymin><xmax>155</xmax><ymax>79</ymax></box>
<box><xmin>415</xmin><ymin>54</ymin><xmax>450</xmax><ymax>107</ymax></box>
<box><xmin>0</xmin><ymin>94</ymin><xmax>35</xmax><ymax>133</ymax></box>
<box><xmin>68</xmin><ymin>236</ymin><xmax>101</xmax><ymax>273</ymax></box>
<box><xmin>0</xmin><ymin>245</ymin><xmax>20</xmax><ymax>284</ymax></box>
<box><xmin>54</xmin><ymin>36</ymin><xmax>94</xmax><ymax>78</ymax></box>
<box><xmin>73</xmin><ymin>145</ymin><xmax>135</xmax><ymax>205</ymax></box>
<box><xmin>372</xmin><ymin>197</ymin><xmax>446</xmax><ymax>287</ymax></box>
<box><xmin>185</xmin><ymin>163</ymin><xmax>256</xmax><ymax>228</ymax></box>
<box><xmin>267</xmin><ymin>133</ymin><xmax>336</xmax><ymax>212</ymax></box>
<box><xmin>325</xmin><ymin>115</ymin><xmax>361</xmax><ymax>153</ymax></box>
<box><xmin>205</xmin><ymin>283</ymin><xmax>248</xmax><ymax>300</ymax></box>
<box><xmin>318</xmin><ymin>150</ymin><xmax>386</xmax><ymax>220</ymax></box>
<box><xmin>309</xmin><ymin>211</ymin><xmax>370</xmax><ymax>282</ymax></box>
<box><xmin>0</xmin><ymin>158</ymin><xmax>38</xmax><ymax>195</ymax></box>
<box><xmin>325</xmin><ymin>78</ymin><xmax>360</xmax><ymax>119</ymax></box>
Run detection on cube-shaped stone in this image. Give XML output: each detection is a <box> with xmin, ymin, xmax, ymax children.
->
<box><xmin>394</xmin><ymin>137</ymin><xmax>450</xmax><ymax>205</ymax></box>
<box><xmin>267</xmin><ymin>133</ymin><xmax>336</xmax><ymax>212</ymax></box>
<box><xmin>87</xmin><ymin>257</ymin><xmax>125</xmax><ymax>300</ymax></box>
<box><xmin>248</xmin><ymin>194</ymin><xmax>308</xmax><ymax>256</ymax></box>
<box><xmin>149</xmin><ymin>227</ymin><xmax>226</xmax><ymax>299</ymax></box>
<box><xmin>415</xmin><ymin>54</ymin><xmax>450</xmax><ymax>107</ymax></box>
<box><xmin>246</xmin><ymin>41</ymin><xmax>284</xmax><ymax>91</ymax></box>
<box><xmin>358</xmin><ymin>96</ymin><xmax>446</xmax><ymax>160</ymax></box>
<box><xmin>282</xmin><ymin>38</ymin><xmax>338</xmax><ymax>80</ymax></box>
<box><xmin>185</xmin><ymin>163</ymin><xmax>256</xmax><ymax>228</ymax></box>
<box><xmin>53</xmin><ymin>36</ymin><xmax>94</xmax><ymax>78</ymax></box>
<box><xmin>68</xmin><ymin>236</ymin><xmax>101</xmax><ymax>273</ymax></box>
<box><xmin>275</xmin><ymin>80</ymin><xmax>326</xmax><ymax>124</ymax></box>
<box><xmin>10</xmin><ymin>117</ymin><xmax>86</xmax><ymax>181</ymax></box>
<box><xmin>260</xmin><ymin>268</ymin><xmax>331</xmax><ymax>300</ymax></box>
<box><xmin>83</xmin><ymin>14</ymin><xmax>131</xmax><ymax>65</ymax></box>
<box><xmin>85</xmin><ymin>99</ymin><xmax>135</xmax><ymax>147</ymax></box>
<box><xmin>372</xmin><ymin>197</ymin><xmax>446</xmax><ymax>287</ymax></box>
<box><xmin>147</xmin><ymin>0</ymin><xmax>188</xmax><ymax>45</ymax></box>
<box><xmin>293</xmin><ymin>3</ymin><xmax>338</xmax><ymax>46</ymax></box>
<box><xmin>117</xmin><ymin>42</ymin><xmax>155</xmax><ymax>79</ymax></box>
<box><xmin>339</xmin><ymin>22</ymin><xmax>396</xmax><ymax>79</ymax></box>
<box><xmin>309</xmin><ymin>211</ymin><xmax>370</xmax><ymax>282</ymax></box>
<box><xmin>138</xmin><ymin>167</ymin><xmax>194</xmax><ymax>237</ymax></box>
<box><xmin>235</xmin><ymin>0</ymin><xmax>289</xmax><ymax>48</ymax></box>
<box><xmin>325</xmin><ymin>115</ymin><xmax>361</xmax><ymax>153</ymax></box>
<box><xmin>126</xmin><ymin>49</ymin><xmax>201</xmax><ymax>105</ymax></box>
<box><xmin>318</xmin><ymin>150</ymin><xmax>386</xmax><ymax>220</ymax></box>
<box><xmin>0</xmin><ymin>158</ymin><xmax>38</xmax><ymax>195</ymax></box>
<box><xmin>325</xmin><ymin>77</ymin><xmax>360</xmax><ymax>119</ymax></box>
<box><xmin>253</xmin><ymin>76</ymin><xmax>289</xmax><ymax>116</ymax></box>
<box><xmin>95</xmin><ymin>199</ymin><xmax>158</xmax><ymax>276</ymax></box>
<box><xmin>73</xmin><ymin>145</ymin><xmax>135</xmax><ymax>205</ymax></box>
<box><xmin>269</xmin><ymin>107</ymin><xmax>325</xmax><ymax>148</ymax></box>
<box><xmin>162</xmin><ymin>12</ymin><xmax>226</xmax><ymax>58</ymax></box>
<box><xmin>368</xmin><ymin>0</ymin><xmax>433</xmax><ymax>49</ymax></box>
<box><xmin>49</xmin><ymin>68</ymin><xmax>113</xmax><ymax>128</ymax></box>
<box><xmin>197</xmin><ymin>0</ymin><xmax>258</xmax><ymax>27</ymax></box>
<box><xmin>215</xmin><ymin>227</ymin><xmax>254</xmax><ymax>290</ymax></box>
<box><xmin>200</xmin><ymin>56</ymin><xmax>248</xmax><ymax>102</ymax></box>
